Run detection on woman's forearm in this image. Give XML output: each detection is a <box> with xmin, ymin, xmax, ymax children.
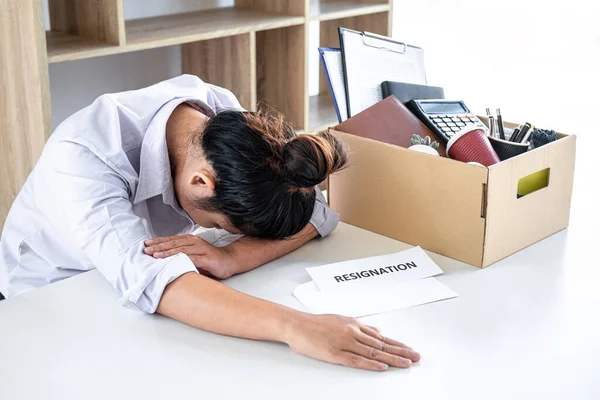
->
<box><xmin>156</xmin><ymin>271</ymin><xmax>297</xmax><ymax>342</ymax></box>
<box><xmin>228</xmin><ymin>223</ymin><xmax>318</xmax><ymax>275</ymax></box>
<box><xmin>156</xmin><ymin>271</ymin><xmax>421</xmax><ymax>371</ymax></box>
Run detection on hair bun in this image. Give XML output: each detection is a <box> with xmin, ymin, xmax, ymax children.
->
<box><xmin>281</xmin><ymin>131</ymin><xmax>348</xmax><ymax>188</ymax></box>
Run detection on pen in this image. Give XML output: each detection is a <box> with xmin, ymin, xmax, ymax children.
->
<box><xmin>489</xmin><ymin>116</ymin><xmax>497</xmax><ymax>138</ymax></box>
<box><xmin>486</xmin><ymin>108</ymin><xmax>497</xmax><ymax>138</ymax></box>
<box><xmin>520</xmin><ymin>124</ymin><xmax>535</xmax><ymax>143</ymax></box>
<box><xmin>496</xmin><ymin>108</ymin><xmax>506</xmax><ymax>140</ymax></box>
<box><xmin>509</xmin><ymin>125</ymin><xmax>522</xmax><ymax>142</ymax></box>
<box><xmin>515</xmin><ymin>122</ymin><xmax>532</xmax><ymax>143</ymax></box>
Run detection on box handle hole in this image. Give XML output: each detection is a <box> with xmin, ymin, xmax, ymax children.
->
<box><xmin>517</xmin><ymin>168</ymin><xmax>550</xmax><ymax>198</ymax></box>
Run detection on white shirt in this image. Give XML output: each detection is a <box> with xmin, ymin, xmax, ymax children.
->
<box><xmin>0</xmin><ymin>75</ymin><xmax>339</xmax><ymax>312</ymax></box>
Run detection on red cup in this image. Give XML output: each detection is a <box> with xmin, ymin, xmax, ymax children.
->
<box><xmin>446</xmin><ymin>125</ymin><xmax>500</xmax><ymax>167</ymax></box>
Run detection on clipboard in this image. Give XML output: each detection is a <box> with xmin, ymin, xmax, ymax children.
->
<box><xmin>318</xmin><ymin>47</ymin><xmax>348</xmax><ymax>123</ymax></box>
<box><xmin>339</xmin><ymin>28</ymin><xmax>427</xmax><ymax>117</ymax></box>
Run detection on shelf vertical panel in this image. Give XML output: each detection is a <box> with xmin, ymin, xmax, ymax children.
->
<box><xmin>182</xmin><ymin>33</ymin><xmax>256</xmax><ymax>111</ymax></box>
<box><xmin>0</xmin><ymin>0</ymin><xmax>51</xmax><ymax>229</ymax></box>
<box><xmin>249</xmin><ymin>31</ymin><xmax>258</xmax><ymax>112</ymax></box>
<box><xmin>256</xmin><ymin>24</ymin><xmax>307</xmax><ymax>129</ymax></box>
<box><xmin>48</xmin><ymin>0</ymin><xmax>126</xmax><ymax>45</ymax></box>
<box><xmin>318</xmin><ymin>11</ymin><xmax>389</xmax><ymax>94</ymax></box>
<box><xmin>387</xmin><ymin>0</ymin><xmax>394</xmax><ymax>35</ymax></box>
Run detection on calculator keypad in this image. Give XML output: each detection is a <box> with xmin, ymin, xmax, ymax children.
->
<box><xmin>428</xmin><ymin>114</ymin><xmax>486</xmax><ymax>140</ymax></box>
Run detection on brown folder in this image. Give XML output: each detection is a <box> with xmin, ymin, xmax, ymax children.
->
<box><xmin>334</xmin><ymin>95</ymin><xmax>446</xmax><ymax>156</ymax></box>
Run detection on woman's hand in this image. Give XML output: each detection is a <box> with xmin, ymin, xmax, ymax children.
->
<box><xmin>144</xmin><ymin>235</ymin><xmax>237</xmax><ymax>279</ymax></box>
<box><xmin>285</xmin><ymin>313</ymin><xmax>420</xmax><ymax>371</ymax></box>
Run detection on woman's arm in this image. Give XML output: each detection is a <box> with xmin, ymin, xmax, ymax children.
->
<box><xmin>144</xmin><ymin>223</ymin><xmax>318</xmax><ymax>278</ymax></box>
<box><xmin>222</xmin><ymin>223</ymin><xmax>318</xmax><ymax>275</ymax></box>
<box><xmin>157</xmin><ymin>272</ymin><xmax>420</xmax><ymax>371</ymax></box>
<box><xmin>146</xmin><ymin>187</ymin><xmax>336</xmax><ymax>278</ymax></box>
<box><xmin>224</xmin><ymin>187</ymin><xmax>339</xmax><ymax>273</ymax></box>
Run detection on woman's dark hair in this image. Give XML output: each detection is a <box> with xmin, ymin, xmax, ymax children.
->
<box><xmin>193</xmin><ymin>109</ymin><xmax>348</xmax><ymax>239</ymax></box>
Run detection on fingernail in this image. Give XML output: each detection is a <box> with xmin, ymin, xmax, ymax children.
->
<box><xmin>143</xmin><ymin>248</ymin><xmax>151</xmax><ymax>254</ymax></box>
<box><xmin>154</xmin><ymin>252</ymin><xmax>163</xmax><ymax>258</ymax></box>
<box><xmin>379</xmin><ymin>363</ymin><xmax>389</xmax><ymax>371</ymax></box>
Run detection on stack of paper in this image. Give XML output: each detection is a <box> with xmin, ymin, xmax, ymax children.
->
<box><xmin>319</xmin><ymin>30</ymin><xmax>426</xmax><ymax>122</ymax></box>
<box><xmin>293</xmin><ymin>247</ymin><xmax>457</xmax><ymax>318</ymax></box>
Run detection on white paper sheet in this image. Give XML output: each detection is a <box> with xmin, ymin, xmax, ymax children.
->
<box><xmin>319</xmin><ymin>48</ymin><xmax>348</xmax><ymax>122</ymax></box>
<box><xmin>340</xmin><ymin>29</ymin><xmax>427</xmax><ymax>117</ymax></box>
<box><xmin>306</xmin><ymin>247</ymin><xmax>442</xmax><ymax>292</ymax></box>
<box><xmin>293</xmin><ymin>277</ymin><xmax>457</xmax><ymax>318</ymax></box>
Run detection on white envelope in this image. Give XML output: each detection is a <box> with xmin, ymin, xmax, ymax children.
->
<box><xmin>305</xmin><ymin>246</ymin><xmax>443</xmax><ymax>292</ymax></box>
<box><xmin>293</xmin><ymin>277</ymin><xmax>457</xmax><ymax>318</ymax></box>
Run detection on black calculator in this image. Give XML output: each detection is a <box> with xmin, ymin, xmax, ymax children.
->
<box><xmin>405</xmin><ymin>99</ymin><xmax>487</xmax><ymax>144</ymax></box>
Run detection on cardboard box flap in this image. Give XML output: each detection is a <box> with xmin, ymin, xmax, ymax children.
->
<box><xmin>483</xmin><ymin>135</ymin><xmax>576</xmax><ymax>266</ymax></box>
<box><xmin>329</xmin><ymin>129</ymin><xmax>490</xmax><ymax>267</ymax></box>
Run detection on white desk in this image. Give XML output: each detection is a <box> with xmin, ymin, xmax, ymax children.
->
<box><xmin>2</xmin><ymin>207</ymin><xmax>600</xmax><ymax>400</ymax></box>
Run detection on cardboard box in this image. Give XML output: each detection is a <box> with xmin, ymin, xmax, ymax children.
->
<box><xmin>328</xmin><ymin>125</ymin><xmax>576</xmax><ymax>268</ymax></box>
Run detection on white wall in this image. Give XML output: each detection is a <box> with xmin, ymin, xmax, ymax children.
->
<box><xmin>391</xmin><ymin>0</ymin><xmax>600</xmax><ymax>136</ymax></box>
<box><xmin>47</xmin><ymin>0</ymin><xmax>600</xmax><ymax>136</ymax></box>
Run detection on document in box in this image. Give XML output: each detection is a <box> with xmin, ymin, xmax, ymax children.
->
<box><xmin>319</xmin><ymin>48</ymin><xmax>348</xmax><ymax>122</ymax></box>
<box><xmin>305</xmin><ymin>246</ymin><xmax>442</xmax><ymax>292</ymax></box>
<box><xmin>293</xmin><ymin>277</ymin><xmax>457</xmax><ymax>318</ymax></box>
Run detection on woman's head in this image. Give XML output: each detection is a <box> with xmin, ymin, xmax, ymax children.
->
<box><xmin>173</xmin><ymin>107</ymin><xmax>348</xmax><ymax>239</ymax></box>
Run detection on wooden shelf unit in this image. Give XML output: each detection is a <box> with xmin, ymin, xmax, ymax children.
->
<box><xmin>310</xmin><ymin>0</ymin><xmax>390</xmax><ymax>21</ymax></box>
<box><xmin>0</xmin><ymin>0</ymin><xmax>393</xmax><ymax>228</ymax></box>
<box><xmin>47</xmin><ymin>8</ymin><xmax>305</xmax><ymax>63</ymax></box>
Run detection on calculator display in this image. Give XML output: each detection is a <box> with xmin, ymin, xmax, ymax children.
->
<box><xmin>420</xmin><ymin>101</ymin><xmax>469</xmax><ymax>114</ymax></box>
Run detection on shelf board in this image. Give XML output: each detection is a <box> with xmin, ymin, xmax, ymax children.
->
<box><xmin>308</xmin><ymin>93</ymin><xmax>338</xmax><ymax>132</ymax></box>
<box><xmin>47</xmin><ymin>7</ymin><xmax>304</xmax><ymax>63</ymax></box>
<box><xmin>46</xmin><ymin>32</ymin><xmax>121</xmax><ymax>63</ymax></box>
<box><xmin>310</xmin><ymin>1</ymin><xmax>390</xmax><ymax>22</ymax></box>
<box><xmin>126</xmin><ymin>7</ymin><xmax>304</xmax><ymax>50</ymax></box>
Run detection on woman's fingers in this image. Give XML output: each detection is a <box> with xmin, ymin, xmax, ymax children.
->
<box><xmin>359</xmin><ymin>324</ymin><xmax>414</xmax><ymax>350</ymax></box>
<box><xmin>336</xmin><ymin>351</ymin><xmax>389</xmax><ymax>371</ymax></box>
<box><xmin>150</xmin><ymin>246</ymin><xmax>204</xmax><ymax>259</ymax></box>
<box><xmin>144</xmin><ymin>236</ymin><xmax>180</xmax><ymax>246</ymax></box>
<box><xmin>144</xmin><ymin>236</ymin><xmax>198</xmax><ymax>255</ymax></box>
<box><xmin>347</xmin><ymin>341</ymin><xmax>412</xmax><ymax>368</ymax></box>
<box><xmin>286</xmin><ymin>314</ymin><xmax>418</xmax><ymax>372</ymax></box>
<box><xmin>144</xmin><ymin>234</ymin><xmax>196</xmax><ymax>248</ymax></box>
<box><xmin>355</xmin><ymin>331</ymin><xmax>420</xmax><ymax>362</ymax></box>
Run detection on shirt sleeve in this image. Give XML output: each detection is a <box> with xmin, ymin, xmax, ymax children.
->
<box><xmin>309</xmin><ymin>187</ymin><xmax>340</xmax><ymax>238</ymax></box>
<box><xmin>206</xmin><ymin>83</ymin><xmax>246</xmax><ymax>112</ymax></box>
<box><xmin>48</xmin><ymin>140</ymin><xmax>198</xmax><ymax>313</ymax></box>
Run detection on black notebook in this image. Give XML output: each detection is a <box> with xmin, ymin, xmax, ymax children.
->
<box><xmin>381</xmin><ymin>81</ymin><xmax>445</xmax><ymax>104</ymax></box>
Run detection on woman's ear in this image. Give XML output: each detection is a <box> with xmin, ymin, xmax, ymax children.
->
<box><xmin>188</xmin><ymin>170</ymin><xmax>216</xmax><ymax>194</ymax></box>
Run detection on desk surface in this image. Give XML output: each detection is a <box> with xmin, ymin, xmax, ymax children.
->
<box><xmin>2</xmin><ymin>207</ymin><xmax>600</xmax><ymax>400</ymax></box>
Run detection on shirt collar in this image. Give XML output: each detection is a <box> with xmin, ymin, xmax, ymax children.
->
<box><xmin>133</xmin><ymin>98</ymin><xmax>215</xmax><ymax>218</ymax></box>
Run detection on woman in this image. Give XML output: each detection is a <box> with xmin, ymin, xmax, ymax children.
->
<box><xmin>0</xmin><ymin>75</ymin><xmax>420</xmax><ymax>371</ymax></box>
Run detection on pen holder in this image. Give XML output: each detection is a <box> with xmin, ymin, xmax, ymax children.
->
<box><xmin>488</xmin><ymin>136</ymin><xmax>530</xmax><ymax>161</ymax></box>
